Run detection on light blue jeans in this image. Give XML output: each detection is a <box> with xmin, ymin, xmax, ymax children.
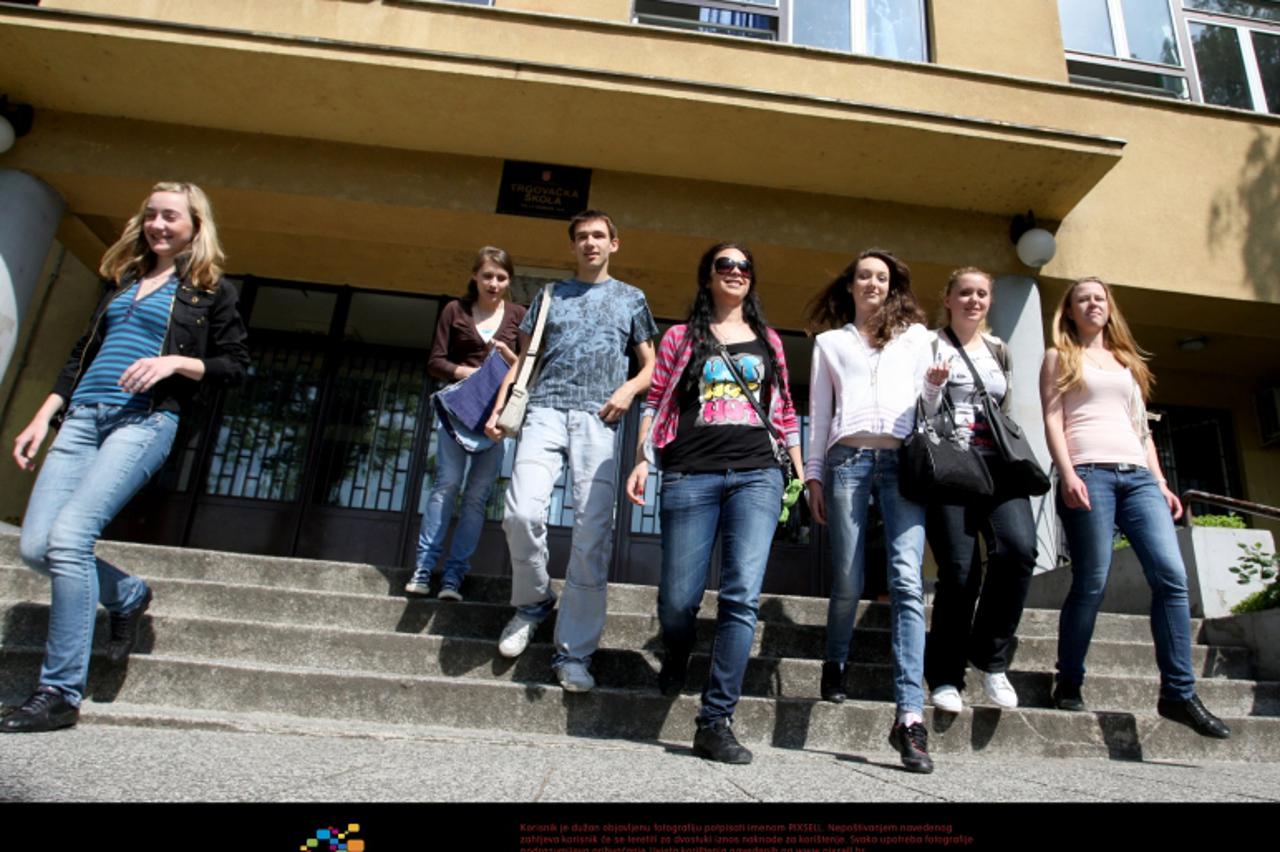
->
<box><xmin>824</xmin><ymin>446</ymin><xmax>928</xmax><ymax>715</ymax></box>
<box><xmin>1056</xmin><ymin>463</ymin><xmax>1196</xmax><ymax>700</ymax></box>
<box><xmin>501</xmin><ymin>406</ymin><xmax>620</xmax><ymax>666</ymax></box>
<box><xmin>19</xmin><ymin>404</ymin><xmax>177</xmax><ymax>705</ymax></box>
<box><xmin>657</xmin><ymin>466</ymin><xmax>783</xmax><ymax>724</ymax></box>
<box><xmin>413</xmin><ymin>417</ymin><xmax>507</xmax><ymax>591</ymax></box>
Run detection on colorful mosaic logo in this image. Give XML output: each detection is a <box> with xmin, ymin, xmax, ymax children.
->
<box><xmin>300</xmin><ymin>824</ymin><xmax>363</xmax><ymax>852</ymax></box>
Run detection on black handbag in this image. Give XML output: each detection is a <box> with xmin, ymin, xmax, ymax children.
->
<box><xmin>942</xmin><ymin>328</ymin><xmax>1051</xmax><ymax>498</ymax></box>
<box><xmin>898</xmin><ymin>394</ymin><xmax>994</xmax><ymax>504</ymax></box>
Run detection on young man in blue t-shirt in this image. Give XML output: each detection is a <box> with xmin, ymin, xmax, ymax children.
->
<box><xmin>485</xmin><ymin>210</ymin><xmax>657</xmax><ymax>692</ymax></box>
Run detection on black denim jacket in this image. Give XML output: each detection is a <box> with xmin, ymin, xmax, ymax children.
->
<box><xmin>50</xmin><ymin>275</ymin><xmax>250</xmax><ymax>425</ymax></box>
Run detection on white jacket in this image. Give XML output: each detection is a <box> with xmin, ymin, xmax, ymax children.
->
<box><xmin>805</xmin><ymin>323</ymin><xmax>932</xmax><ymax>482</ymax></box>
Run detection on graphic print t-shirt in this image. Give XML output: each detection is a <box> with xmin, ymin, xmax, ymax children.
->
<box><xmin>519</xmin><ymin>278</ymin><xmax>658</xmax><ymax>416</ymax></box>
<box><xmin>661</xmin><ymin>338</ymin><xmax>778</xmax><ymax>472</ymax></box>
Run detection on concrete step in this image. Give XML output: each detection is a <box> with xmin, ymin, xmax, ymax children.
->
<box><xmin>0</xmin><ymin>588</ymin><xmax>1254</xmax><ymax>681</ymax></box>
<box><xmin>0</xmin><ymin>535</ymin><xmax>1206</xmax><ymax>642</ymax></box>
<box><xmin>0</xmin><ymin>648</ymin><xmax>1274</xmax><ymax>763</ymax></box>
<box><xmin>3</xmin><ymin>601</ymin><xmax>1274</xmax><ymax>718</ymax></box>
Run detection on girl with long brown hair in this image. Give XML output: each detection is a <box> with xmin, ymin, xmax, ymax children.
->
<box><xmin>805</xmin><ymin>248</ymin><xmax>936</xmax><ymax>773</ymax></box>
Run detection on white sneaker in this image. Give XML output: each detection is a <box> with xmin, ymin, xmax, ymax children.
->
<box><xmin>498</xmin><ymin>613</ymin><xmax>539</xmax><ymax>658</ymax></box>
<box><xmin>930</xmin><ymin>685</ymin><xmax>964</xmax><ymax>714</ymax></box>
<box><xmin>404</xmin><ymin>577</ymin><xmax>431</xmax><ymax>596</ymax></box>
<box><xmin>982</xmin><ymin>671</ymin><xmax>1019</xmax><ymax>708</ymax></box>
<box><xmin>555</xmin><ymin>660</ymin><xmax>595</xmax><ymax>693</ymax></box>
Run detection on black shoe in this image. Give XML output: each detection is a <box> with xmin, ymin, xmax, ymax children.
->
<box><xmin>106</xmin><ymin>586</ymin><xmax>153</xmax><ymax>664</ymax></box>
<box><xmin>1052</xmin><ymin>682</ymin><xmax>1086</xmax><ymax>712</ymax></box>
<box><xmin>888</xmin><ymin>721</ymin><xmax>934</xmax><ymax>774</ymax></box>
<box><xmin>821</xmin><ymin>661</ymin><xmax>847</xmax><ymax>703</ymax></box>
<box><xmin>692</xmin><ymin>718</ymin><xmax>753</xmax><ymax>765</ymax></box>
<box><xmin>658</xmin><ymin>648</ymin><xmax>690</xmax><ymax>697</ymax></box>
<box><xmin>1158</xmin><ymin>695</ymin><xmax>1231</xmax><ymax>739</ymax></box>
<box><xmin>1</xmin><ymin>687</ymin><xmax>79</xmax><ymax>733</ymax></box>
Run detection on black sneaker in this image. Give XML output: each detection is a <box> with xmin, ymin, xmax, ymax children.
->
<box><xmin>820</xmin><ymin>661</ymin><xmax>847</xmax><ymax>703</ymax></box>
<box><xmin>1157</xmin><ymin>695</ymin><xmax>1231</xmax><ymax>739</ymax></box>
<box><xmin>0</xmin><ymin>687</ymin><xmax>79</xmax><ymax>733</ymax></box>
<box><xmin>692</xmin><ymin>718</ymin><xmax>753</xmax><ymax>765</ymax></box>
<box><xmin>658</xmin><ymin>647</ymin><xmax>690</xmax><ymax>697</ymax></box>
<box><xmin>1052</xmin><ymin>682</ymin><xmax>1086</xmax><ymax>712</ymax></box>
<box><xmin>106</xmin><ymin>586</ymin><xmax>152</xmax><ymax>664</ymax></box>
<box><xmin>888</xmin><ymin>722</ymin><xmax>934</xmax><ymax>774</ymax></box>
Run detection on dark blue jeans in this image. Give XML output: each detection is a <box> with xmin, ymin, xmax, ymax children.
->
<box><xmin>1056</xmin><ymin>464</ymin><xmax>1196</xmax><ymax>700</ymax></box>
<box><xmin>924</xmin><ymin>456</ymin><xmax>1037</xmax><ymax>689</ymax></box>
<box><xmin>657</xmin><ymin>466</ymin><xmax>783</xmax><ymax>725</ymax></box>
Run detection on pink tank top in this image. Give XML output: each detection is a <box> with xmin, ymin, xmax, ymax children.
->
<box><xmin>1062</xmin><ymin>364</ymin><xmax>1147</xmax><ymax>466</ymax></box>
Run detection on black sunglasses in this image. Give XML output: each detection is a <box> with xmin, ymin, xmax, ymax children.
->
<box><xmin>713</xmin><ymin>257</ymin><xmax>752</xmax><ymax>275</ymax></box>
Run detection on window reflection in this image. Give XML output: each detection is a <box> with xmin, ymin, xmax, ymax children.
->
<box><xmin>1059</xmin><ymin>0</ymin><xmax>1118</xmax><ymax>55</ymax></box>
<box><xmin>1191</xmin><ymin>21</ymin><xmax>1254</xmax><ymax>107</ymax></box>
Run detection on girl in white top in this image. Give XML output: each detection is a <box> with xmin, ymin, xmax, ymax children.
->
<box><xmin>805</xmin><ymin>248</ymin><xmax>936</xmax><ymax>774</ymax></box>
<box><xmin>918</xmin><ymin>268</ymin><xmax>1037</xmax><ymax>715</ymax></box>
<box><xmin>1040</xmin><ymin>277</ymin><xmax>1229</xmax><ymax>739</ymax></box>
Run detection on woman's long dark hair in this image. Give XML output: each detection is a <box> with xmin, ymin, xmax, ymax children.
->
<box><xmin>805</xmin><ymin>248</ymin><xmax>925</xmax><ymax>348</ymax></box>
<box><xmin>682</xmin><ymin>243</ymin><xmax>787</xmax><ymax>402</ymax></box>
<box><xmin>464</xmin><ymin>246</ymin><xmax>515</xmax><ymax>304</ymax></box>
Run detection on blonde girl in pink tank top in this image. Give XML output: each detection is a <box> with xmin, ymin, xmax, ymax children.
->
<box><xmin>1039</xmin><ymin>278</ymin><xmax>1229</xmax><ymax>740</ymax></box>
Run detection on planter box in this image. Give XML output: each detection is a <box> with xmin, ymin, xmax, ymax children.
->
<box><xmin>1202</xmin><ymin>608</ymin><xmax>1280</xmax><ymax>681</ymax></box>
<box><xmin>1025</xmin><ymin>526</ymin><xmax>1274</xmax><ymax>619</ymax></box>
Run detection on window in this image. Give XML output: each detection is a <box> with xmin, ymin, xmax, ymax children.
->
<box><xmin>633</xmin><ymin>0</ymin><xmax>929</xmax><ymax>61</ymax></box>
<box><xmin>1059</xmin><ymin>0</ymin><xmax>1280</xmax><ymax>112</ymax></box>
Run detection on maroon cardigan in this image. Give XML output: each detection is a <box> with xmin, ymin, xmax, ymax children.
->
<box><xmin>427</xmin><ymin>299</ymin><xmax>527</xmax><ymax>382</ymax></box>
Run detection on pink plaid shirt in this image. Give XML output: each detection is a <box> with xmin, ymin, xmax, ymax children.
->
<box><xmin>640</xmin><ymin>323</ymin><xmax>800</xmax><ymax>465</ymax></box>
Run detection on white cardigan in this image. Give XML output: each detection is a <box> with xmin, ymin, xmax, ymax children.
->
<box><xmin>805</xmin><ymin>323</ymin><xmax>932</xmax><ymax>482</ymax></box>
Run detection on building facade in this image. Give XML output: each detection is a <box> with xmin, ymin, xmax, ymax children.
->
<box><xmin>1</xmin><ymin>0</ymin><xmax>1277</xmax><ymax>595</ymax></box>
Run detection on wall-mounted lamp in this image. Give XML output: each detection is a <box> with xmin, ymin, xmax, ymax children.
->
<box><xmin>1178</xmin><ymin>335</ymin><xmax>1209</xmax><ymax>352</ymax></box>
<box><xmin>1010</xmin><ymin>210</ymin><xmax>1057</xmax><ymax>268</ymax></box>
<box><xmin>0</xmin><ymin>96</ymin><xmax>35</xmax><ymax>155</ymax></box>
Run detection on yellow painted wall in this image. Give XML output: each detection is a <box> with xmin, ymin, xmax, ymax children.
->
<box><xmin>24</xmin><ymin>0</ymin><xmax>1279</xmax><ymax>308</ymax></box>
<box><xmin>930</xmin><ymin>0</ymin><xmax>1068</xmax><ymax>83</ymax></box>
<box><xmin>500</xmin><ymin>0</ymin><xmax>630</xmax><ymax>21</ymax></box>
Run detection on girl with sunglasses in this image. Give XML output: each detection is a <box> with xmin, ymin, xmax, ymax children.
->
<box><xmin>626</xmin><ymin>243</ymin><xmax>802</xmax><ymax>764</ymax></box>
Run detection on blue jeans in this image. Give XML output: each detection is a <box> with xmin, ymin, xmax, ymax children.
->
<box><xmin>657</xmin><ymin>467</ymin><xmax>783</xmax><ymax>724</ymax></box>
<box><xmin>1056</xmin><ymin>463</ymin><xmax>1196</xmax><ymax>700</ymax></box>
<box><xmin>18</xmin><ymin>404</ymin><xmax>178</xmax><ymax>705</ymax></box>
<box><xmin>824</xmin><ymin>446</ymin><xmax>928</xmax><ymax>714</ymax></box>
<box><xmin>502</xmin><ymin>406</ymin><xmax>620</xmax><ymax>665</ymax></box>
<box><xmin>414</xmin><ymin>417</ymin><xmax>506</xmax><ymax>590</ymax></box>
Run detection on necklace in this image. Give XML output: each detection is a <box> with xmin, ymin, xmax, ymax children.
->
<box><xmin>1083</xmin><ymin>349</ymin><xmax>1110</xmax><ymax>369</ymax></box>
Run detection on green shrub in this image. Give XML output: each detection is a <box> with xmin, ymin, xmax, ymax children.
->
<box><xmin>1229</xmin><ymin>541</ymin><xmax>1279</xmax><ymax>615</ymax></box>
<box><xmin>1192</xmin><ymin>513</ymin><xmax>1247</xmax><ymax>529</ymax></box>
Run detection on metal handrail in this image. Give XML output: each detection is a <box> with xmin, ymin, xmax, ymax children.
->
<box><xmin>1179</xmin><ymin>490</ymin><xmax>1280</xmax><ymax>526</ymax></box>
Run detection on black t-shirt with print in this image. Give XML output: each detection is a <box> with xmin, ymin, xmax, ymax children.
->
<box><xmin>661</xmin><ymin>338</ymin><xmax>777</xmax><ymax>473</ymax></box>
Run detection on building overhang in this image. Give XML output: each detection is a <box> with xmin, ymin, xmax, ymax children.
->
<box><xmin>0</xmin><ymin>5</ymin><xmax>1124</xmax><ymax>221</ymax></box>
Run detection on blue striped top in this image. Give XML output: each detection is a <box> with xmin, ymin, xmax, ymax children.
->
<box><xmin>71</xmin><ymin>276</ymin><xmax>179</xmax><ymax>419</ymax></box>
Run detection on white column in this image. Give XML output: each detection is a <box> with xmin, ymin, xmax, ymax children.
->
<box><xmin>989</xmin><ymin>274</ymin><xmax>1061</xmax><ymax>575</ymax></box>
<box><xmin>0</xmin><ymin>169</ymin><xmax>66</xmax><ymax>386</ymax></box>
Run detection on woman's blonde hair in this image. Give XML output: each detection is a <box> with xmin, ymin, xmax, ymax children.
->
<box><xmin>935</xmin><ymin>266</ymin><xmax>993</xmax><ymax>332</ymax></box>
<box><xmin>99</xmin><ymin>182</ymin><xmax>224</xmax><ymax>293</ymax></box>
<box><xmin>1051</xmin><ymin>276</ymin><xmax>1154</xmax><ymax>400</ymax></box>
